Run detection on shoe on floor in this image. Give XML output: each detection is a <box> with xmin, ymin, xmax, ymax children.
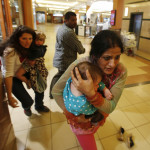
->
<box><xmin>49</xmin><ymin>94</ymin><xmax>53</xmax><ymax>99</ymax></box>
<box><xmin>24</xmin><ymin>108</ymin><xmax>32</xmax><ymax>116</ymax></box>
<box><xmin>35</xmin><ymin>106</ymin><xmax>50</xmax><ymax>112</ymax></box>
<box><xmin>126</xmin><ymin>135</ymin><xmax>134</xmax><ymax>148</ymax></box>
<box><xmin>117</xmin><ymin>127</ymin><xmax>125</xmax><ymax>141</ymax></box>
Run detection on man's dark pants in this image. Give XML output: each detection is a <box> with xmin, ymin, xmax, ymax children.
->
<box><xmin>49</xmin><ymin>70</ymin><xmax>65</xmax><ymax>99</ymax></box>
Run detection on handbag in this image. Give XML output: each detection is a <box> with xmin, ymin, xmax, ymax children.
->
<box><xmin>35</xmin><ymin>69</ymin><xmax>47</xmax><ymax>93</ymax></box>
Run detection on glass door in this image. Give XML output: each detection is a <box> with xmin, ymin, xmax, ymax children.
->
<box><xmin>9</xmin><ymin>0</ymin><xmax>23</xmax><ymax>30</ymax></box>
<box><xmin>0</xmin><ymin>0</ymin><xmax>12</xmax><ymax>37</ymax></box>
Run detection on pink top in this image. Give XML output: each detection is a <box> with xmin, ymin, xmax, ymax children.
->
<box><xmin>52</xmin><ymin>56</ymin><xmax>127</xmax><ymax>135</ymax></box>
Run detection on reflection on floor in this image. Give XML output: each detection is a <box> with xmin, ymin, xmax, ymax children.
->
<box><xmin>136</xmin><ymin>50</ymin><xmax>150</xmax><ymax>61</ymax></box>
<box><xmin>10</xmin><ymin>24</ymin><xmax>150</xmax><ymax>150</ymax></box>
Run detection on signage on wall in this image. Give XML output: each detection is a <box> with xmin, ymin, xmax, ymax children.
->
<box><xmin>110</xmin><ymin>10</ymin><xmax>116</xmax><ymax>26</ymax></box>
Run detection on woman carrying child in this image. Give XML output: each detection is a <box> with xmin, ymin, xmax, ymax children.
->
<box><xmin>63</xmin><ymin>61</ymin><xmax>112</xmax><ymax>126</ymax></box>
<box><xmin>52</xmin><ymin>30</ymin><xmax>127</xmax><ymax>150</ymax></box>
<box><xmin>0</xmin><ymin>25</ymin><xmax>49</xmax><ymax>116</ymax></box>
<box><xmin>16</xmin><ymin>44</ymin><xmax>49</xmax><ymax>116</ymax></box>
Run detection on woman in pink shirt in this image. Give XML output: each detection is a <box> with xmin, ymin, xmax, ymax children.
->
<box><xmin>52</xmin><ymin>30</ymin><xmax>127</xmax><ymax>150</ymax></box>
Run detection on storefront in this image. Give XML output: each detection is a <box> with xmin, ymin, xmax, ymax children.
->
<box><xmin>0</xmin><ymin>0</ymin><xmax>23</xmax><ymax>40</ymax></box>
<box><xmin>0</xmin><ymin>0</ymin><xmax>35</xmax><ymax>41</ymax></box>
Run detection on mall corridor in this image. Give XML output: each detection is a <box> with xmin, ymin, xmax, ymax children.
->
<box><xmin>9</xmin><ymin>23</ymin><xmax>150</xmax><ymax>150</ymax></box>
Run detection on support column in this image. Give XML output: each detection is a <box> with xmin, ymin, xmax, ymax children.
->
<box><xmin>111</xmin><ymin>0</ymin><xmax>124</xmax><ymax>29</ymax></box>
<box><xmin>2</xmin><ymin>0</ymin><xmax>13</xmax><ymax>36</ymax></box>
<box><xmin>22</xmin><ymin>0</ymin><xmax>34</xmax><ymax>29</ymax></box>
<box><xmin>86</xmin><ymin>5</ymin><xmax>90</xmax><ymax>23</ymax></box>
<box><xmin>0</xmin><ymin>0</ymin><xmax>6</xmax><ymax>39</ymax></box>
<box><xmin>75</xmin><ymin>10</ymin><xmax>79</xmax><ymax>24</ymax></box>
<box><xmin>100</xmin><ymin>14</ymin><xmax>103</xmax><ymax>22</ymax></box>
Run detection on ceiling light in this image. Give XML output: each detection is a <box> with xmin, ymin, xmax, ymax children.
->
<box><xmin>38</xmin><ymin>4</ymin><xmax>69</xmax><ymax>9</ymax></box>
<box><xmin>48</xmin><ymin>8</ymin><xmax>64</xmax><ymax>11</ymax></box>
<box><xmin>124</xmin><ymin>7</ymin><xmax>128</xmax><ymax>16</ymax></box>
<box><xmin>87</xmin><ymin>1</ymin><xmax>113</xmax><ymax>13</ymax></box>
<box><xmin>53</xmin><ymin>14</ymin><xmax>63</xmax><ymax>16</ymax></box>
<box><xmin>79</xmin><ymin>10</ymin><xmax>86</xmax><ymax>13</ymax></box>
<box><xmin>102</xmin><ymin>13</ymin><xmax>111</xmax><ymax>15</ymax></box>
<box><xmin>35</xmin><ymin>0</ymin><xmax>78</xmax><ymax>6</ymax></box>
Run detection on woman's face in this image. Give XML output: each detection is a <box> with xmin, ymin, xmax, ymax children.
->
<box><xmin>97</xmin><ymin>47</ymin><xmax>121</xmax><ymax>75</ymax></box>
<box><xmin>19</xmin><ymin>33</ymin><xmax>33</xmax><ymax>48</ymax></box>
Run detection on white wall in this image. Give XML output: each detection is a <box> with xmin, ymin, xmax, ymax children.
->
<box><xmin>122</xmin><ymin>1</ymin><xmax>150</xmax><ymax>53</ymax></box>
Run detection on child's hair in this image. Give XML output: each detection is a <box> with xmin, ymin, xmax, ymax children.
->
<box><xmin>73</xmin><ymin>61</ymin><xmax>102</xmax><ymax>82</ymax></box>
<box><xmin>28</xmin><ymin>45</ymin><xmax>47</xmax><ymax>60</ymax></box>
<box><xmin>35</xmin><ymin>31</ymin><xmax>46</xmax><ymax>42</ymax></box>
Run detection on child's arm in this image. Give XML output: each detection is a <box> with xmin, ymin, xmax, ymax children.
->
<box><xmin>103</xmin><ymin>87</ymin><xmax>113</xmax><ymax>100</ymax></box>
<box><xmin>99</xmin><ymin>81</ymin><xmax>113</xmax><ymax>100</ymax></box>
<box><xmin>16</xmin><ymin>66</ymin><xmax>31</xmax><ymax>89</ymax></box>
<box><xmin>70</xmin><ymin>82</ymin><xmax>83</xmax><ymax>97</ymax></box>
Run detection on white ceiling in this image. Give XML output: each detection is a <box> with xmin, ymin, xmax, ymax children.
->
<box><xmin>34</xmin><ymin>0</ymin><xmax>113</xmax><ymax>13</ymax></box>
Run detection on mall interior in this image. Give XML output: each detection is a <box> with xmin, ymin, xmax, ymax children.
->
<box><xmin>1</xmin><ymin>0</ymin><xmax>150</xmax><ymax>150</ymax></box>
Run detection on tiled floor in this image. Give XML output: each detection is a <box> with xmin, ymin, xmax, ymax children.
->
<box><xmin>10</xmin><ymin>23</ymin><xmax>150</xmax><ymax>150</ymax></box>
<box><xmin>136</xmin><ymin>50</ymin><xmax>150</xmax><ymax>61</ymax></box>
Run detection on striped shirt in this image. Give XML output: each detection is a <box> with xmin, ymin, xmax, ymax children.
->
<box><xmin>53</xmin><ymin>23</ymin><xmax>85</xmax><ymax>71</ymax></box>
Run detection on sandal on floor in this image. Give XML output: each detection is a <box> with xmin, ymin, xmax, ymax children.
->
<box><xmin>117</xmin><ymin>127</ymin><xmax>125</xmax><ymax>141</ymax></box>
<box><xmin>126</xmin><ymin>135</ymin><xmax>134</xmax><ymax>148</ymax></box>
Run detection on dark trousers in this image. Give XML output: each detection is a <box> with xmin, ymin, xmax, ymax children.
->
<box><xmin>49</xmin><ymin>70</ymin><xmax>65</xmax><ymax>99</ymax></box>
<box><xmin>12</xmin><ymin>77</ymin><xmax>44</xmax><ymax>109</ymax></box>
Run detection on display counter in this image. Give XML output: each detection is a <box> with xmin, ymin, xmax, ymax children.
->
<box><xmin>76</xmin><ymin>23</ymin><xmax>110</xmax><ymax>37</ymax></box>
<box><xmin>76</xmin><ymin>25</ymin><xmax>91</xmax><ymax>37</ymax></box>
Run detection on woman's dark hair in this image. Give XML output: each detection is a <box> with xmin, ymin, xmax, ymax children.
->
<box><xmin>65</xmin><ymin>11</ymin><xmax>76</xmax><ymax>20</ymax></box>
<box><xmin>90</xmin><ymin>30</ymin><xmax>123</xmax><ymax>60</ymax></box>
<box><xmin>0</xmin><ymin>25</ymin><xmax>36</xmax><ymax>56</ymax></box>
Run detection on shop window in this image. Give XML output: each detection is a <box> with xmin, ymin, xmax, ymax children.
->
<box><xmin>36</xmin><ymin>11</ymin><xmax>45</xmax><ymax>24</ymax></box>
<box><xmin>9</xmin><ymin>0</ymin><xmax>22</xmax><ymax>30</ymax></box>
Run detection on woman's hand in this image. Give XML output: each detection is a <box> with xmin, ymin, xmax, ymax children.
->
<box><xmin>26</xmin><ymin>80</ymin><xmax>31</xmax><ymax>89</ymax></box>
<box><xmin>71</xmin><ymin>67</ymin><xmax>95</xmax><ymax>97</ymax></box>
<box><xmin>8</xmin><ymin>97</ymin><xmax>19</xmax><ymax>108</ymax></box>
<box><xmin>77</xmin><ymin>114</ymin><xmax>91</xmax><ymax>123</ymax></box>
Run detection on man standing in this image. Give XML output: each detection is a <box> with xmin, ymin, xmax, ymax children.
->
<box><xmin>50</xmin><ymin>11</ymin><xmax>85</xmax><ymax>99</ymax></box>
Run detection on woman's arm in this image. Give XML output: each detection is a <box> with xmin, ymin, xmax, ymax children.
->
<box><xmin>4</xmin><ymin>77</ymin><xmax>18</xmax><ymax>107</ymax></box>
<box><xmin>1</xmin><ymin>48</ymin><xmax>20</xmax><ymax>108</ymax></box>
<box><xmin>72</xmin><ymin>64</ymin><xmax>127</xmax><ymax>114</ymax></box>
<box><xmin>71</xmin><ymin>67</ymin><xmax>96</xmax><ymax>97</ymax></box>
<box><xmin>52</xmin><ymin>63</ymin><xmax>76</xmax><ymax>111</ymax></box>
<box><xmin>71</xmin><ymin>67</ymin><xmax>104</xmax><ymax>107</ymax></box>
<box><xmin>98</xmin><ymin>68</ymin><xmax>127</xmax><ymax>114</ymax></box>
<box><xmin>16</xmin><ymin>66</ymin><xmax>31</xmax><ymax>89</ymax></box>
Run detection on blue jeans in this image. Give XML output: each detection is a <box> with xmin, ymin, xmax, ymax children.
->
<box><xmin>12</xmin><ymin>77</ymin><xmax>44</xmax><ymax>109</ymax></box>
